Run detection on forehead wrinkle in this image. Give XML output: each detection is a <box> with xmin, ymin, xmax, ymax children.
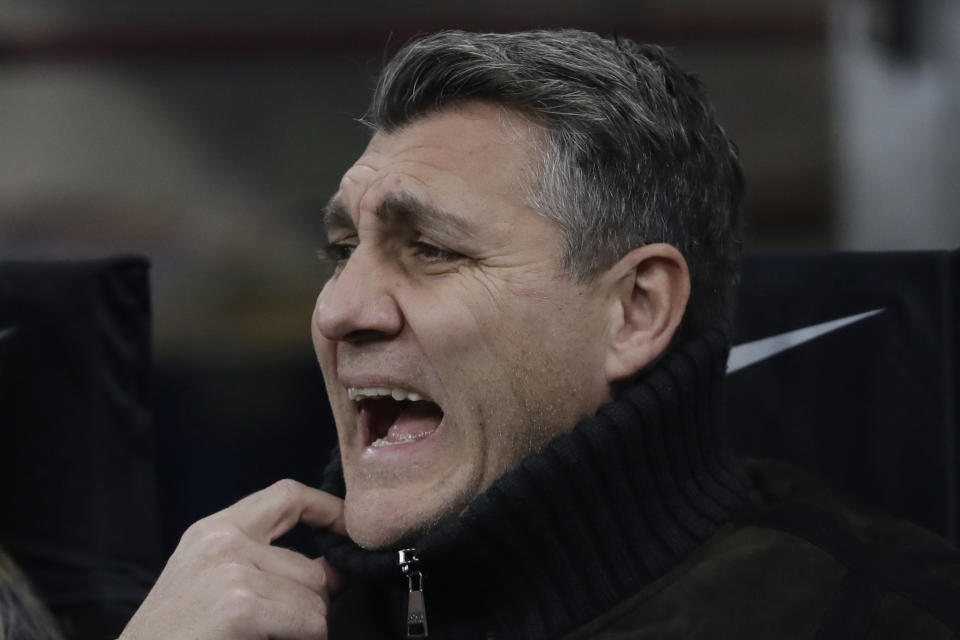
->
<box><xmin>374</xmin><ymin>192</ymin><xmax>479</xmax><ymax>240</ymax></box>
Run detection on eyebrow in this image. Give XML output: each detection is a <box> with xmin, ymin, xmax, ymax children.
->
<box><xmin>323</xmin><ymin>192</ymin><xmax>480</xmax><ymax>241</ymax></box>
<box><xmin>322</xmin><ymin>198</ymin><xmax>353</xmax><ymax>234</ymax></box>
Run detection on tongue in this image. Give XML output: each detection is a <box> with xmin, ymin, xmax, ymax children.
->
<box><xmin>384</xmin><ymin>401</ymin><xmax>443</xmax><ymax>443</ymax></box>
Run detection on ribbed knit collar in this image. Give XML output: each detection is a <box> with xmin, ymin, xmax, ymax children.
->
<box><xmin>318</xmin><ymin>327</ymin><xmax>751</xmax><ymax>639</ymax></box>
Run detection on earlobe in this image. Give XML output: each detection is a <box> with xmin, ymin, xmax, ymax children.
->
<box><xmin>604</xmin><ymin>243</ymin><xmax>690</xmax><ymax>384</ymax></box>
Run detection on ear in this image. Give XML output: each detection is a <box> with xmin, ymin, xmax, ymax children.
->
<box><xmin>603</xmin><ymin>243</ymin><xmax>690</xmax><ymax>383</ymax></box>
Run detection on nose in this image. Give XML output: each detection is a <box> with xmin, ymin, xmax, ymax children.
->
<box><xmin>313</xmin><ymin>248</ymin><xmax>403</xmax><ymax>343</ymax></box>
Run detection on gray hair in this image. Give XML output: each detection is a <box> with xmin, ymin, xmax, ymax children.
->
<box><xmin>365</xmin><ymin>29</ymin><xmax>744</xmax><ymax>343</ymax></box>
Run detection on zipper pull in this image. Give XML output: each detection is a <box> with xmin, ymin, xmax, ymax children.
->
<box><xmin>398</xmin><ymin>549</ymin><xmax>428</xmax><ymax>639</ymax></box>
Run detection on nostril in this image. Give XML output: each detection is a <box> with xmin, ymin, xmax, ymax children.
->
<box><xmin>343</xmin><ymin>328</ymin><xmax>398</xmax><ymax>344</ymax></box>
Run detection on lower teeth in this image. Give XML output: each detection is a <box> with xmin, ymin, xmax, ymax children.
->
<box><xmin>371</xmin><ymin>431</ymin><xmax>435</xmax><ymax>448</ymax></box>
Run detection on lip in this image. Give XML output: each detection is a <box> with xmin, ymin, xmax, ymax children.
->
<box><xmin>357</xmin><ymin>417</ymin><xmax>447</xmax><ymax>467</ymax></box>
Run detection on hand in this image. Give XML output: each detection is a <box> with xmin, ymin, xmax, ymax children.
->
<box><xmin>120</xmin><ymin>479</ymin><xmax>346</xmax><ymax>640</ymax></box>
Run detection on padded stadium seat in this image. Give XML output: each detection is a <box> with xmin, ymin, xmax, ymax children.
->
<box><xmin>723</xmin><ymin>249</ymin><xmax>960</xmax><ymax>545</ymax></box>
<box><xmin>0</xmin><ymin>257</ymin><xmax>161</xmax><ymax>640</ymax></box>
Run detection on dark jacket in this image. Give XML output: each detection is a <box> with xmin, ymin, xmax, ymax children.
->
<box><xmin>320</xmin><ymin>329</ymin><xmax>960</xmax><ymax>639</ymax></box>
<box><xmin>563</xmin><ymin>459</ymin><xmax>960</xmax><ymax>639</ymax></box>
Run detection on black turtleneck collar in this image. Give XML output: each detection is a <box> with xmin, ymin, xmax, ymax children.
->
<box><xmin>317</xmin><ymin>328</ymin><xmax>751</xmax><ymax>639</ymax></box>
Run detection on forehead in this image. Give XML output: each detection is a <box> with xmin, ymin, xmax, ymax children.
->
<box><xmin>328</xmin><ymin>103</ymin><xmax>544</xmax><ymax>232</ymax></box>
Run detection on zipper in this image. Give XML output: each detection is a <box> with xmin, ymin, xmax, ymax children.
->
<box><xmin>399</xmin><ymin>548</ymin><xmax>429</xmax><ymax>639</ymax></box>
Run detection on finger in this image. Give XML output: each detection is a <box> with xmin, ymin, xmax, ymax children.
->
<box><xmin>261</xmin><ymin>595</ymin><xmax>329</xmax><ymax>640</ymax></box>
<box><xmin>245</xmin><ymin>546</ymin><xmax>345</xmax><ymax>604</ymax></box>
<box><xmin>223</xmin><ymin>479</ymin><xmax>346</xmax><ymax>543</ymax></box>
<box><xmin>318</xmin><ymin>557</ymin><xmax>346</xmax><ymax>598</ymax></box>
<box><xmin>213</xmin><ymin>564</ymin><xmax>329</xmax><ymax>640</ymax></box>
<box><xmin>246</xmin><ymin>544</ymin><xmax>329</xmax><ymax>594</ymax></box>
<box><xmin>298</xmin><ymin>492</ymin><xmax>347</xmax><ymax>538</ymax></box>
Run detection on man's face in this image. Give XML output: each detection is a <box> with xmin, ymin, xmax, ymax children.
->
<box><xmin>312</xmin><ymin>103</ymin><xmax>613</xmax><ymax>549</ymax></box>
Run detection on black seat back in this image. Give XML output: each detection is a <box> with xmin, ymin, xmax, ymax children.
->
<box><xmin>724</xmin><ymin>249</ymin><xmax>960</xmax><ymax>544</ymax></box>
<box><xmin>0</xmin><ymin>257</ymin><xmax>161</xmax><ymax>640</ymax></box>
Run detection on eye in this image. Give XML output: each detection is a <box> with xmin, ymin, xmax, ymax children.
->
<box><xmin>317</xmin><ymin>242</ymin><xmax>357</xmax><ymax>269</ymax></box>
<box><xmin>411</xmin><ymin>241</ymin><xmax>463</xmax><ymax>263</ymax></box>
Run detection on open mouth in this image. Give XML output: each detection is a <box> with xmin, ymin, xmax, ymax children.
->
<box><xmin>349</xmin><ymin>387</ymin><xmax>444</xmax><ymax>448</ymax></box>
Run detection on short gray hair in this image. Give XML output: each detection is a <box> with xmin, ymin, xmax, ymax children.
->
<box><xmin>366</xmin><ymin>29</ymin><xmax>744</xmax><ymax>343</ymax></box>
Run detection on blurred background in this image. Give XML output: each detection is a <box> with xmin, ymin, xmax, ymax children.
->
<box><xmin>3</xmin><ymin>0</ymin><xmax>959</xmax><ymax>361</ymax></box>
<box><xmin>1</xmin><ymin>0</ymin><xmax>958</xmax><ymax>556</ymax></box>
<box><xmin>0</xmin><ymin>2</ymin><xmax>958</xmax><ymax>636</ymax></box>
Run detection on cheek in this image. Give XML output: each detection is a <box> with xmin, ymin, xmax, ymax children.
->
<box><xmin>402</xmin><ymin>285</ymin><xmax>489</xmax><ymax>364</ymax></box>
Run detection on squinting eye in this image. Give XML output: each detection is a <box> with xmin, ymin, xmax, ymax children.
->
<box><xmin>317</xmin><ymin>243</ymin><xmax>356</xmax><ymax>267</ymax></box>
<box><xmin>411</xmin><ymin>241</ymin><xmax>463</xmax><ymax>263</ymax></box>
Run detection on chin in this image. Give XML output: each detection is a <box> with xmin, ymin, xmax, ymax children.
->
<box><xmin>344</xmin><ymin>505</ymin><xmax>415</xmax><ymax>549</ymax></box>
<box><xmin>342</xmin><ymin>482</ymin><xmax>473</xmax><ymax>550</ymax></box>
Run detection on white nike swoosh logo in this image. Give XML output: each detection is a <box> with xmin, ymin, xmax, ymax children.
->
<box><xmin>0</xmin><ymin>326</ymin><xmax>17</xmax><ymax>342</ymax></box>
<box><xmin>727</xmin><ymin>309</ymin><xmax>885</xmax><ymax>374</ymax></box>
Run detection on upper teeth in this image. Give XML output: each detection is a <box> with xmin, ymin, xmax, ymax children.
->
<box><xmin>347</xmin><ymin>387</ymin><xmax>424</xmax><ymax>402</ymax></box>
